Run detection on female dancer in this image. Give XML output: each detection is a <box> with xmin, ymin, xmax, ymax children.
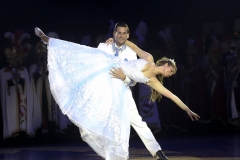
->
<box><xmin>35</xmin><ymin>27</ymin><xmax>199</xmax><ymax>160</ymax></box>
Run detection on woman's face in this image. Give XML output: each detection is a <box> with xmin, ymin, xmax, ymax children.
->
<box><xmin>163</xmin><ymin>63</ymin><xmax>176</xmax><ymax>77</ymax></box>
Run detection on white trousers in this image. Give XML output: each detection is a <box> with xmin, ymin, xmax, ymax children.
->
<box><xmin>127</xmin><ymin>89</ymin><xmax>161</xmax><ymax>156</ymax></box>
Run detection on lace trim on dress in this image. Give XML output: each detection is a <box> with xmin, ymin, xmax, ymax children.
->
<box><xmin>47</xmin><ymin>39</ymin><xmax>130</xmax><ymax>159</ymax></box>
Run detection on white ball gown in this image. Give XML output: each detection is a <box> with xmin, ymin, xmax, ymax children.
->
<box><xmin>47</xmin><ymin>38</ymin><xmax>149</xmax><ymax>160</ymax></box>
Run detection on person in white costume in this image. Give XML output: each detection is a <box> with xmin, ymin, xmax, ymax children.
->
<box><xmin>29</xmin><ymin>41</ymin><xmax>70</xmax><ymax>136</ymax></box>
<box><xmin>35</xmin><ymin>27</ymin><xmax>200</xmax><ymax>160</ymax></box>
<box><xmin>0</xmin><ymin>47</ymin><xmax>34</xmax><ymax>139</ymax></box>
<box><xmin>29</xmin><ymin>41</ymin><xmax>50</xmax><ymax>132</ymax></box>
<box><xmin>97</xmin><ymin>22</ymin><xmax>166</xmax><ymax>160</ymax></box>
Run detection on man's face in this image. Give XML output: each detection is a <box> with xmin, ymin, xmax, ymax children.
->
<box><xmin>113</xmin><ymin>27</ymin><xmax>129</xmax><ymax>47</ymax></box>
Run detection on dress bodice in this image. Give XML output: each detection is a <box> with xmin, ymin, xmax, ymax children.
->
<box><xmin>119</xmin><ymin>59</ymin><xmax>150</xmax><ymax>83</ymax></box>
<box><xmin>107</xmin><ymin>56</ymin><xmax>149</xmax><ymax>83</ymax></box>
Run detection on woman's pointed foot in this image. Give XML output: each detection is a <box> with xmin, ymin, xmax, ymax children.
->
<box><xmin>34</xmin><ymin>27</ymin><xmax>48</xmax><ymax>44</ymax></box>
<box><xmin>35</xmin><ymin>27</ymin><xmax>42</xmax><ymax>36</ymax></box>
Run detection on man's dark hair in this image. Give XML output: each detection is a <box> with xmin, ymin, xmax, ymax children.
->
<box><xmin>114</xmin><ymin>22</ymin><xmax>130</xmax><ymax>33</ymax></box>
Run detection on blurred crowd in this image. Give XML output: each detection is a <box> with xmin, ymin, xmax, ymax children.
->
<box><xmin>0</xmin><ymin>20</ymin><xmax>240</xmax><ymax>146</ymax></box>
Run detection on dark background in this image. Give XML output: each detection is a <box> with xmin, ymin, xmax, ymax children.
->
<box><xmin>1</xmin><ymin>0</ymin><xmax>240</xmax><ymax>40</ymax></box>
<box><xmin>1</xmin><ymin>0</ymin><xmax>240</xmax><ymax>66</ymax></box>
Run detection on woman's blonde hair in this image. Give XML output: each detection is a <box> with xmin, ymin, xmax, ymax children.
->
<box><xmin>149</xmin><ymin>57</ymin><xmax>177</xmax><ymax>102</ymax></box>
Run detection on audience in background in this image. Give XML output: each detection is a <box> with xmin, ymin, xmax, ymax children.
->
<box><xmin>0</xmin><ymin>19</ymin><xmax>240</xmax><ymax>146</ymax></box>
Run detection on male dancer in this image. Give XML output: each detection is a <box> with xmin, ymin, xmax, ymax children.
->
<box><xmin>97</xmin><ymin>22</ymin><xmax>168</xmax><ymax>160</ymax></box>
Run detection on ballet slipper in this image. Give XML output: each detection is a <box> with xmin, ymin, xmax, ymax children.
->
<box><xmin>34</xmin><ymin>27</ymin><xmax>42</xmax><ymax>36</ymax></box>
<box><xmin>35</xmin><ymin>27</ymin><xmax>48</xmax><ymax>44</ymax></box>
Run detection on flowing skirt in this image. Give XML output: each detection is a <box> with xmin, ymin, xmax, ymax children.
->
<box><xmin>47</xmin><ymin>38</ymin><xmax>131</xmax><ymax>159</ymax></box>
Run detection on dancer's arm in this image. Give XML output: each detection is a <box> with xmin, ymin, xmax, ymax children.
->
<box><xmin>104</xmin><ymin>38</ymin><xmax>137</xmax><ymax>86</ymax></box>
<box><xmin>109</xmin><ymin>67</ymin><xmax>136</xmax><ymax>86</ymax></box>
<box><xmin>125</xmin><ymin>40</ymin><xmax>153</xmax><ymax>63</ymax></box>
<box><xmin>147</xmin><ymin>78</ymin><xmax>200</xmax><ymax>121</ymax></box>
<box><xmin>105</xmin><ymin>38</ymin><xmax>153</xmax><ymax>63</ymax></box>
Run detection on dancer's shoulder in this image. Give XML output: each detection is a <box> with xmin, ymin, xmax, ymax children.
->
<box><xmin>97</xmin><ymin>43</ymin><xmax>112</xmax><ymax>49</ymax></box>
<box><xmin>97</xmin><ymin>43</ymin><xmax>113</xmax><ymax>54</ymax></box>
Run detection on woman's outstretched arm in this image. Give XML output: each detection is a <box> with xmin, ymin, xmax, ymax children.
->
<box><xmin>147</xmin><ymin>78</ymin><xmax>200</xmax><ymax>121</ymax></box>
<box><xmin>125</xmin><ymin>40</ymin><xmax>153</xmax><ymax>63</ymax></box>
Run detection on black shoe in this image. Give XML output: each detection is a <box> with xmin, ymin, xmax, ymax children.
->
<box><xmin>155</xmin><ymin>150</ymin><xmax>168</xmax><ymax>160</ymax></box>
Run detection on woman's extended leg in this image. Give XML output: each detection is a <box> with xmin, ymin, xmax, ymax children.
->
<box><xmin>35</xmin><ymin>27</ymin><xmax>50</xmax><ymax>44</ymax></box>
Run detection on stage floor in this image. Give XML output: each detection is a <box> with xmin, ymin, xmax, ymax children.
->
<box><xmin>0</xmin><ymin>133</ymin><xmax>239</xmax><ymax>160</ymax></box>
